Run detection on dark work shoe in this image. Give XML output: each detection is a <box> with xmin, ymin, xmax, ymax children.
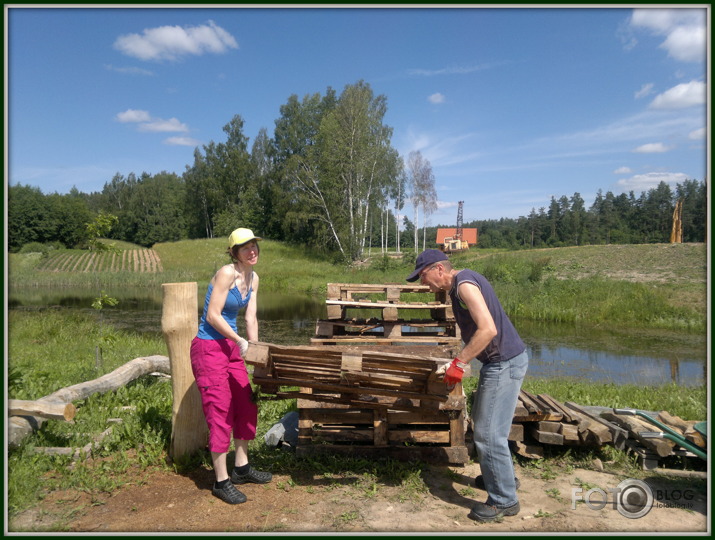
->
<box><xmin>231</xmin><ymin>465</ymin><xmax>272</xmax><ymax>485</ymax></box>
<box><xmin>474</xmin><ymin>475</ymin><xmax>521</xmax><ymax>491</ymax></box>
<box><xmin>212</xmin><ymin>481</ymin><xmax>247</xmax><ymax>504</ymax></box>
<box><xmin>468</xmin><ymin>501</ymin><xmax>520</xmax><ymax>522</ymax></box>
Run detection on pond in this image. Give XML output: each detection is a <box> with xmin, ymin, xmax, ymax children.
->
<box><xmin>7</xmin><ymin>287</ymin><xmax>707</xmax><ymax>388</ymax></box>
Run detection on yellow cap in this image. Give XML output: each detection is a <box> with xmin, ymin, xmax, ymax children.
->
<box><xmin>228</xmin><ymin>228</ymin><xmax>261</xmax><ymax>248</ymax></box>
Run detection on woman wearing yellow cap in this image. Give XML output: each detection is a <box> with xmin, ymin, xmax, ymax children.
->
<box><xmin>189</xmin><ymin>228</ymin><xmax>272</xmax><ymax>504</ymax></box>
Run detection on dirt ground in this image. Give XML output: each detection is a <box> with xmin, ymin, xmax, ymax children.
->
<box><xmin>9</xmin><ymin>454</ymin><xmax>709</xmax><ymax>534</ymax></box>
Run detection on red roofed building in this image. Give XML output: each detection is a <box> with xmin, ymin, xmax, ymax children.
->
<box><xmin>436</xmin><ymin>228</ymin><xmax>478</xmax><ymax>246</ymax></box>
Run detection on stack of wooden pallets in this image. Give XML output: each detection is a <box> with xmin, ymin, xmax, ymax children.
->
<box><xmin>244</xmin><ymin>341</ymin><xmax>469</xmax><ymax>464</ymax></box>
<box><xmin>311</xmin><ymin>283</ymin><xmax>461</xmax><ymax>345</ymax></box>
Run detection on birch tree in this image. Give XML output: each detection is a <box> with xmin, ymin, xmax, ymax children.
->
<box><xmin>407</xmin><ymin>150</ymin><xmax>437</xmax><ymax>251</ymax></box>
<box><xmin>288</xmin><ymin>80</ymin><xmax>401</xmax><ymax>261</ymax></box>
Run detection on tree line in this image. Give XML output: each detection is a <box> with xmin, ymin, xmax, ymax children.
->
<box><xmin>458</xmin><ymin>180</ymin><xmax>707</xmax><ymax>249</ymax></box>
<box><xmin>8</xmin><ymin>80</ymin><xmax>707</xmax><ymax>258</ymax></box>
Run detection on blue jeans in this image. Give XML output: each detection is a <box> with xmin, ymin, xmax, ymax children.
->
<box><xmin>471</xmin><ymin>350</ymin><xmax>528</xmax><ymax>507</ymax></box>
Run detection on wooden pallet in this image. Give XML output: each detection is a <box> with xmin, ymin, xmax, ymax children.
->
<box><xmin>311</xmin><ymin>318</ymin><xmax>461</xmax><ymax>345</ymax></box>
<box><xmin>244</xmin><ymin>341</ymin><xmax>461</xmax><ymax>411</ymax></box>
<box><xmin>296</xmin><ymin>388</ymin><xmax>469</xmax><ymax>465</ymax></box>
<box><xmin>325</xmin><ymin>283</ymin><xmax>454</xmax><ymax>322</ymax></box>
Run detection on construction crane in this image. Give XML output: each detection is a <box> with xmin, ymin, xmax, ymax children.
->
<box><xmin>441</xmin><ymin>201</ymin><xmax>469</xmax><ymax>253</ymax></box>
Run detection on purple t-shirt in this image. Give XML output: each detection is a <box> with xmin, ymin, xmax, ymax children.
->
<box><xmin>450</xmin><ymin>269</ymin><xmax>526</xmax><ymax>363</ymax></box>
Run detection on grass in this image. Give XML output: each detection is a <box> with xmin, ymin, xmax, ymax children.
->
<box><xmin>7</xmin><ymin>309</ymin><xmax>707</xmax><ymax>525</ymax></box>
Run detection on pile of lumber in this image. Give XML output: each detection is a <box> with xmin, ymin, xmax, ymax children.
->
<box><xmin>506</xmin><ymin>390</ymin><xmax>627</xmax><ymax>458</ymax></box>
<box><xmin>507</xmin><ymin>391</ymin><xmax>706</xmax><ymax>468</ymax></box>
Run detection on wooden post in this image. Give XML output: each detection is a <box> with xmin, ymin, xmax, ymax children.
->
<box><xmin>161</xmin><ymin>282</ymin><xmax>208</xmax><ymax>460</ymax></box>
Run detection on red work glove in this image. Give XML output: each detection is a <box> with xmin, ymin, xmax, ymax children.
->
<box><xmin>443</xmin><ymin>358</ymin><xmax>467</xmax><ymax>387</ymax></box>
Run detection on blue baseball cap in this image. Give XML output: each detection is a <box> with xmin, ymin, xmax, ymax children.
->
<box><xmin>406</xmin><ymin>249</ymin><xmax>448</xmax><ymax>282</ymax></box>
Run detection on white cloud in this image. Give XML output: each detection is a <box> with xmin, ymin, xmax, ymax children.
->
<box><xmin>688</xmin><ymin>127</ymin><xmax>706</xmax><ymax>140</ymax></box>
<box><xmin>407</xmin><ymin>63</ymin><xmax>496</xmax><ymax>77</ymax></box>
<box><xmin>116</xmin><ymin>109</ymin><xmax>189</xmax><ymax>134</ymax></box>
<box><xmin>633</xmin><ymin>142</ymin><xmax>671</xmax><ymax>153</ymax></box>
<box><xmin>614</xmin><ymin>166</ymin><xmax>632</xmax><ymax>174</ymax></box>
<box><xmin>428</xmin><ymin>93</ymin><xmax>445</xmax><ymax>104</ymax></box>
<box><xmin>616</xmin><ymin>171</ymin><xmax>689</xmax><ymax>191</ymax></box>
<box><xmin>635</xmin><ymin>83</ymin><xmax>654</xmax><ymax>99</ymax></box>
<box><xmin>164</xmin><ymin>136</ymin><xmax>201</xmax><ymax>146</ymax></box>
<box><xmin>114</xmin><ymin>20</ymin><xmax>238</xmax><ymax>62</ymax></box>
<box><xmin>116</xmin><ymin>109</ymin><xmax>152</xmax><ymax>123</ymax></box>
<box><xmin>630</xmin><ymin>8</ymin><xmax>706</xmax><ymax>63</ymax></box>
<box><xmin>138</xmin><ymin>118</ymin><xmax>189</xmax><ymax>133</ymax></box>
<box><xmin>649</xmin><ymin>80</ymin><xmax>706</xmax><ymax>109</ymax></box>
<box><xmin>104</xmin><ymin>64</ymin><xmax>154</xmax><ymax>76</ymax></box>
<box><xmin>437</xmin><ymin>200</ymin><xmax>458</xmax><ymax>210</ymax></box>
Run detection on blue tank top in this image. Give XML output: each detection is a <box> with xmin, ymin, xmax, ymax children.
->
<box><xmin>450</xmin><ymin>269</ymin><xmax>526</xmax><ymax>363</ymax></box>
<box><xmin>196</xmin><ymin>275</ymin><xmax>253</xmax><ymax>340</ymax></box>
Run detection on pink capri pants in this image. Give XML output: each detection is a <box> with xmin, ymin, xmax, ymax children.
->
<box><xmin>190</xmin><ymin>337</ymin><xmax>258</xmax><ymax>453</ymax></box>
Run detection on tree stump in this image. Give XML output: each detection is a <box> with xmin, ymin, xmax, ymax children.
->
<box><xmin>161</xmin><ymin>282</ymin><xmax>207</xmax><ymax>460</ymax></box>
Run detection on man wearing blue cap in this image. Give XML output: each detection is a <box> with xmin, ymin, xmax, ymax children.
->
<box><xmin>407</xmin><ymin>249</ymin><xmax>528</xmax><ymax>522</ymax></box>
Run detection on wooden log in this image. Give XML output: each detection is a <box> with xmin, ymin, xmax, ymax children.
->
<box><xmin>8</xmin><ymin>355</ymin><xmax>170</xmax><ymax>448</ymax></box>
<box><xmin>161</xmin><ymin>282</ymin><xmax>208</xmax><ymax>460</ymax></box>
<box><xmin>9</xmin><ymin>399</ymin><xmax>76</xmax><ymax>421</ymax></box>
<box><xmin>565</xmin><ymin>402</ymin><xmax>618</xmax><ymax>447</ymax></box>
<box><xmin>657</xmin><ymin>411</ymin><xmax>707</xmax><ymax>448</ymax></box>
<box><xmin>601</xmin><ymin>412</ymin><xmax>673</xmax><ymax>457</ymax></box>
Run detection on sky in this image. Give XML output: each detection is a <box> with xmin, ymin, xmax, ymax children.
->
<box><xmin>5</xmin><ymin>5</ymin><xmax>709</xmax><ymax>226</ymax></box>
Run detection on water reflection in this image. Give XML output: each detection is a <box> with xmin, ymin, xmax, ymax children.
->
<box><xmin>7</xmin><ymin>288</ymin><xmax>706</xmax><ymax>387</ymax></box>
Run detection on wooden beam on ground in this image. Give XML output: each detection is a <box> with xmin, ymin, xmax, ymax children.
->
<box><xmin>566</xmin><ymin>402</ymin><xmax>626</xmax><ymax>449</ymax></box>
<box><xmin>8</xmin><ymin>355</ymin><xmax>171</xmax><ymax>448</ymax></box>
<box><xmin>600</xmin><ymin>411</ymin><xmax>673</xmax><ymax>457</ymax></box>
<box><xmin>9</xmin><ymin>399</ymin><xmax>76</xmax><ymax>422</ymax></box>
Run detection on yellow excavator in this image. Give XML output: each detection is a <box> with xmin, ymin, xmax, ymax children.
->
<box><xmin>442</xmin><ymin>201</ymin><xmax>469</xmax><ymax>253</ymax></box>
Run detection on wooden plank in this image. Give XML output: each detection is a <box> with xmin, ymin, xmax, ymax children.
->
<box><xmin>518</xmin><ymin>391</ymin><xmax>541</xmax><ymax>414</ymax></box>
<box><xmin>311</xmin><ymin>428</ymin><xmax>374</xmax><ymax>443</ymax></box>
<box><xmin>243</xmin><ymin>342</ymin><xmax>270</xmax><ymax>368</ymax></box>
<box><xmin>567</xmin><ymin>403</ymin><xmax>626</xmax><ymax>449</ymax></box>
<box><xmin>570</xmin><ymin>409</ymin><xmax>613</xmax><ymax>446</ymax></box>
<box><xmin>311</xmin><ymin>336</ymin><xmax>461</xmax><ymax>345</ymax></box>
<box><xmin>513</xmin><ymin>403</ymin><xmax>529</xmax><ymax>417</ymax></box>
<box><xmin>508</xmin><ymin>423</ymin><xmax>524</xmax><ymax>442</ymax></box>
<box><xmin>531</xmin><ymin>429</ymin><xmax>565</xmax><ymax>445</ymax></box>
<box><xmin>560</xmin><ymin>423</ymin><xmax>580</xmax><ymax>443</ymax></box>
<box><xmin>341</xmin><ymin>352</ymin><xmax>363</xmax><ymax>372</ymax></box>
<box><xmin>374</xmin><ymin>409</ymin><xmax>388</xmax><ymax>446</ymax></box>
<box><xmin>300</xmin><ymin>410</ymin><xmax>374</xmax><ymax>424</ymax></box>
<box><xmin>449</xmin><ymin>409</ymin><xmax>465</xmax><ymax>446</ymax></box>
<box><xmin>536</xmin><ymin>421</ymin><xmax>563</xmax><ymax>433</ymax></box>
<box><xmin>537</xmin><ymin>394</ymin><xmax>575</xmax><ymax>423</ymax></box>
<box><xmin>326</xmin><ymin>300</ymin><xmax>452</xmax><ymax>309</ymax></box>
<box><xmin>389</xmin><ymin>430</ymin><xmax>450</xmax><ymax>444</ymax></box>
